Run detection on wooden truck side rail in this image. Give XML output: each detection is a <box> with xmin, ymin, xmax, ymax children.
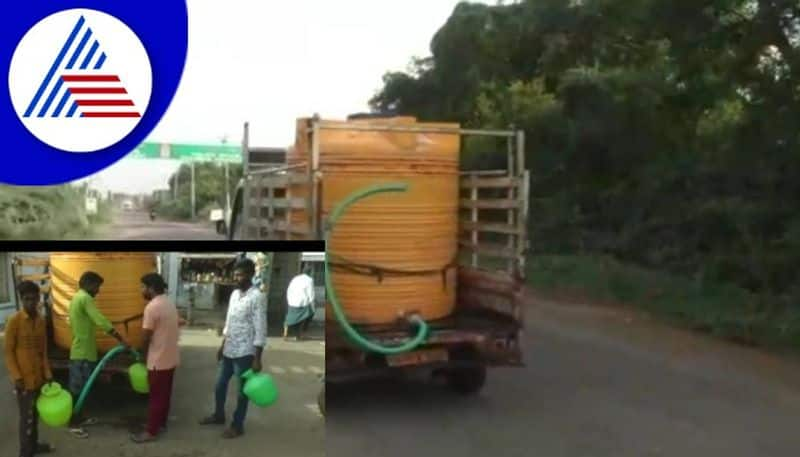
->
<box><xmin>237</xmin><ymin>120</ymin><xmax>529</xmax><ymax>252</ymax></box>
<box><xmin>240</xmin><ymin>167</ymin><xmax>310</xmax><ymax>240</ymax></box>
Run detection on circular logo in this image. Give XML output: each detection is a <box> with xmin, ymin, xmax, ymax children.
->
<box><xmin>8</xmin><ymin>8</ymin><xmax>152</xmax><ymax>153</ymax></box>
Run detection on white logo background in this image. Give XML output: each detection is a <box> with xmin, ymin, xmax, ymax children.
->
<box><xmin>8</xmin><ymin>9</ymin><xmax>152</xmax><ymax>153</ymax></box>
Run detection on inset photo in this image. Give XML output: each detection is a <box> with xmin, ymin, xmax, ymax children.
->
<box><xmin>0</xmin><ymin>245</ymin><xmax>324</xmax><ymax>457</ymax></box>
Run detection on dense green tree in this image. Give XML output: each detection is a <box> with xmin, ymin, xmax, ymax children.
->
<box><xmin>370</xmin><ymin>0</ymin><xmax>800</xmax><ymax>307</ymax></box>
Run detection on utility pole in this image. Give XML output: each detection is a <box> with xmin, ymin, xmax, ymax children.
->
<box><xmin>225</xmin><ymin>161</ymin><xmax>230</xmax><ymax>217</ymax></box>
<box><xmin>190</xmin><ymin>162</ymin><xmax>196</xmax><ymax>220</ymax></box>
<box><xmin>221</xmin><ymin>135</ymin><xmax>231</xmax><ymax>220</ymax></box>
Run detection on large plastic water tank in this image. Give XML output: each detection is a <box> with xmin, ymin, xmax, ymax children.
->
<box><xmin>289</xmin><ymin>116</ymin><xmax>460</xmax><ymax>324</ymax></box>
<box><xmin>49</xmin><ymin>252</ymin><xmax>157</xmax><ymax>352</ymax></box>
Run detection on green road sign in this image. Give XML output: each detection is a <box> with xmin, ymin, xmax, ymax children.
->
<box><xmin>128</xmin><ymin>142</ymin><xmax>242</xmax><ymax>163</ymax></box>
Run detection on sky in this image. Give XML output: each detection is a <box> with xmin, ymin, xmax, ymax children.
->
<box><xmin>82</xmin><ymin>0</ymin><xmax>489</xmax><ymax>194</ymax></box>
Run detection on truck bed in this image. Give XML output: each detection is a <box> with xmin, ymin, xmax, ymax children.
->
<box><xmin>46</xmin><ymin>344</ymin><xmax>140</xmax><ymax>374</ymax></box>
<box><xmin>326</xmin><ymin>267</ymin><xmax>526</xmax><ymax>376</ymax></box>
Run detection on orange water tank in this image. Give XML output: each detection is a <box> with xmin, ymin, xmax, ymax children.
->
<box><xmin>50</xmin><ymin>252</ymin><xmax>157</xmax><ymax>352</ymax></box>
<box><xmin>289</xmin><ymin>116</ymin><xmax>460</xmax><ymax>324</ymax></box>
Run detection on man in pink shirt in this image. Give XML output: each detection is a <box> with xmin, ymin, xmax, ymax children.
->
<box><xmin>131</xmin><ymin>273</ymin><xmax>180</xmax><ymax>443</ymax></box>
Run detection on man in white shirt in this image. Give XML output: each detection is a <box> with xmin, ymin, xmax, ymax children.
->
<box><xmin>198</xmin><ymin>258</ymin><xmax>267</xmax><ymax>439</ymax></box>
<box><xmin>283</xmin><ymin>264</ymin><xmax>316</xmax><ymax>341</ymax></box>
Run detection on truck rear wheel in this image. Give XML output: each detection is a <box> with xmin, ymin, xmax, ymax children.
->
<box><xmin>445</xmin><ymin>364</ymin><xmax>486</xmax><ymax>395</ymax></box>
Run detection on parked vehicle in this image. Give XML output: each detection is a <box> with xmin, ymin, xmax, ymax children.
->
<box><xmin>230</xmin><ymin>115</ymin><xmax>529</xmax><ymax>394</ymax></box>
<box><xmin>209</xmin><ymin>208</ymin><xmax>225</xmax><ymax>233</ymax></box>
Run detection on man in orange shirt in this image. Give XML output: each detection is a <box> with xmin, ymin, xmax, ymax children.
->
<box><xmin>130</xmin><ymin>273</ymin><xmax>181</xmax><ymax>443</ymax></box>
<box><xmin>4</xmin><ymin>281</ymin><xmax>55</xmax><ymax>456</ymax></box>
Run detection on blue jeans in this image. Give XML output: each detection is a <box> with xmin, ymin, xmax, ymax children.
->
<box><xmin>68</xmin><ymin>360</ymin><xmax>97</xmax><ymax>399</ymax></box>
<box><xmin>68</xmin><ymin>360</ymin><xmax>96</xmax><ymax>426</ymax></box>
<box><xmin>213</xmin><ymin>355</ymin><xmax>253</xmax><ymax>432</ymax></box>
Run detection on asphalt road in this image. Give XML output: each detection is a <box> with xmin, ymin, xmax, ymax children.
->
<box><xmin>97</xmin><ymin>210</ymin><xmax>225</xmax><ymax>240</ymax></box>
<box><xmin>0</xmin><ymin>328</ymin><xmax>324</xmax><ymax>457</ymax></box>
<box><xmin>326</xmin><ymin>297</ymin><xmax>800</xmax><ymax>457</ymax></box>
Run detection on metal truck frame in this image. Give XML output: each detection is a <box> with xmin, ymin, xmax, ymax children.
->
<box><xmin>232</xmin><ymin>116</ymin><xmax>530</xmax><ymax>394</ymax></box>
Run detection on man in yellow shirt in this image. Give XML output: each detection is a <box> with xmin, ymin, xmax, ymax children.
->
<box><xmin>4</xmin><ymin>281</ymin><xmax>54</xmax><ymax>456</ymax></box>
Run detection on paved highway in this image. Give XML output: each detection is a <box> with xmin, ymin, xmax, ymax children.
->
<box><xmin>326</xmin><ymin>297</ymin><xmax>800</xmax><ymax>457</ymax></box>
<box><xmin>97</xmin><ymin>210</ymin><xmax>225</xmax><ymax>240</ymax></box>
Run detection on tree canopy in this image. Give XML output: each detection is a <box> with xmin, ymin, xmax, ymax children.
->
<box><xmin>371</xmin><ymin>0</ymin><xmax>800</xmax><ymax>306</ymax></box>
<box><xmin>154</xmin><ymin>162</ymin><xmax>243</xmax><ymax>220</ymax></box>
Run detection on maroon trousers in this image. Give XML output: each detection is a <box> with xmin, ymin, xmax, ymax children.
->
<box><xmin>146</xmin><ymin>368</ymin><xmax>175</xmax><ymax>436</ymax></box>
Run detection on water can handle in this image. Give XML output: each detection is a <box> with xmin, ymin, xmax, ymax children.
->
<box><xmin>40</xmin><ymin>382</ymin><xmax>61</xmax><ymax>397</ymax></box>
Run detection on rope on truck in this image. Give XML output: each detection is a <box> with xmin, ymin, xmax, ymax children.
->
<box><xmin>45</xmin><ymin>264</ymin><xmax>145</xmax><ymax>335</ymax></box>
<box><xmin>327</xmin><ymin>252</ymin><xmax>458</xmax><ymax>289</ymax></box>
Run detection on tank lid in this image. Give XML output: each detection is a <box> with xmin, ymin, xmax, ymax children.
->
<box><xmin>346</xmin><ymin>111</ymin><xmax>400</xmax><ymax>120</ymax></box>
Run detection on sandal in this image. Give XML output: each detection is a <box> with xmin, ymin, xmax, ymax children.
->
<box><xmin>69</xmin><ymin>427</ymin><xmax>89</xmax><ymax>439</ymax></box>
<box><xmin>198</xmin><ymin>415</ymin><xmax>225</xmax><ymax>426</ymax></box>
<box><xmin>222</xmin><ymin>428</ymin><xmax>243</xmax><ymax>439</ymax></box>
<box><xmin>35</xmin><ymin>442</ymin><xmax>55</xmax><ymax>454</ymax></box>
<box><xmin>80</xmin><ymin>417</ymin><xmax>99</xmax><ymax>427</ymax></box>
<box><xmin>130</xmin><ymin>432</ymin><xmax>158</xmax><ymax>443</ymax></box>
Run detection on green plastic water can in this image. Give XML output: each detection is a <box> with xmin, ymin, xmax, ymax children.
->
<box><xmin>241</xmin><ymin>369</ymin><xmax>278</xmax><ymax>407</ymax></box>
<box><xmin>128</xmin><ymin>362</ymin><xmax>149</xmax><ymax>394</ymax></box>
<box><xmin>37</xmin><ymin>382</ymin><xmax>73</xmax><ymax>427</ymax></box>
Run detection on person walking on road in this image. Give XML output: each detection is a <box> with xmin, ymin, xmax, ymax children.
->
<box><xmin>4</xmin><ymin>281</ymin><xmax>55</xmax><ymax>456</ymax></box>
<box><xmin>199</xmin><ymin>258</ymin><xmax>267</xmax><ymax>439</ymax></box>
<box><xmin>131</xmin><ymin>273</ymin><xmax>181</xmax><ymax>444</ymax></box>
<box><xmin>67</xmin><ymin>271</ymin><xmax>129</xmax><ymax>439</ymax></box>
<box><xmin>283</xmin><ymin>264</ymin><xmax>316</xmax><ymax>341</ymax></box>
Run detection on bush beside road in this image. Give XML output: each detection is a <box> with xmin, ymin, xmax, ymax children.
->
<box><xmin>0</xmin><ymin>186</ymin><xmax>111</xmax><ymax>239</ymax></box>
<box><xmin>528</xmin><ymin>255</ymin><xmax>800</xmax><ymax>353</ymax></box>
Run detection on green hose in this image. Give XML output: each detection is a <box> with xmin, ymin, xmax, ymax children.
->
<box><xmin>324</xmin><ymin>182</ymin><xmax>430</xmax><ymax>355</ymax></box>
<box><xmin>73</xmin><ymin>345</ymin><xmax>140</xmax><ymax>415</ymax></box>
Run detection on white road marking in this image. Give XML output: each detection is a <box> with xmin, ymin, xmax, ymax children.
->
<box><xmin>267</xmin><ymin>365</ymin><xmax>324</xmax><ymax>375</ymax></box>
<box><xmin>305</xmin><ymin>403</ymin><xmax>322</xmax><ymax>416</ymax></box>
